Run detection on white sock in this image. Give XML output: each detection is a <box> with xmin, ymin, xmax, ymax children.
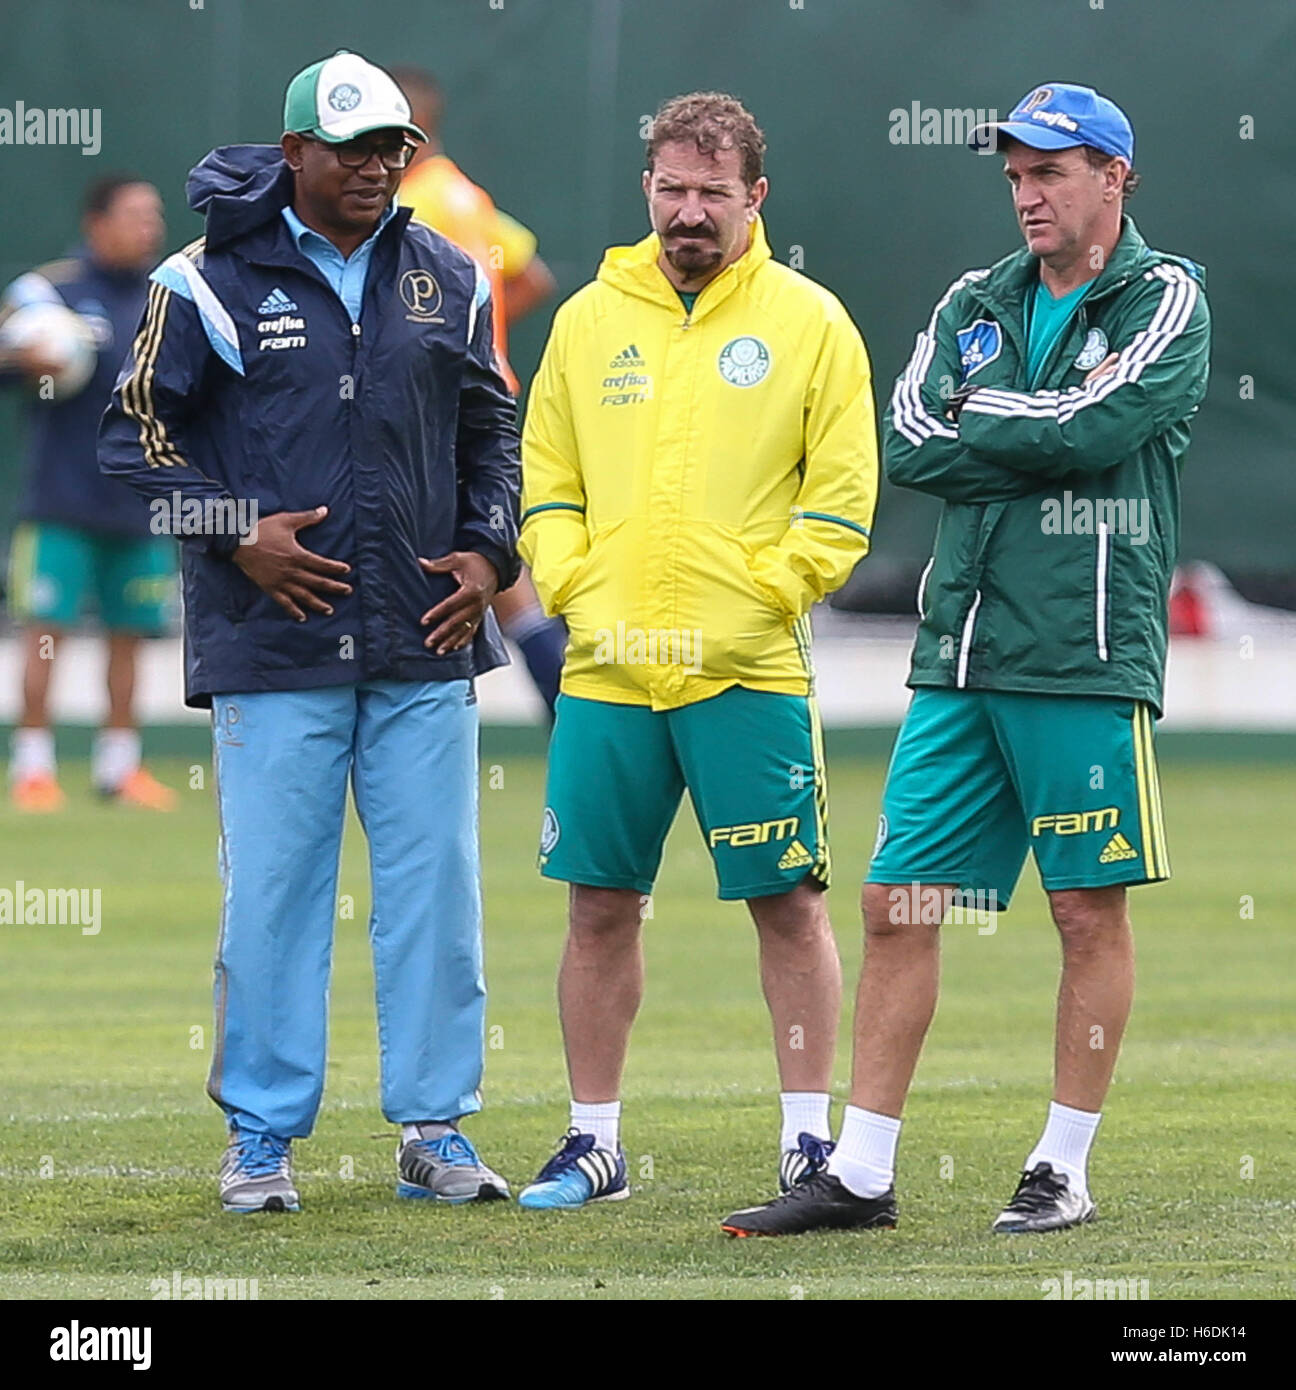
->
<box><xmin>92</xmin><ymin>727</ymin><xmax>140</xmax><ymax>792</ymax></box>
<box><xmin>779</xmin><ymin>1091</ymin><xmax>831</xmax><ymax>1152</ymax></box>
<box><xmin>571</xmin><ymin>1100</ymin><xmax>621</xmax><ymax>1153</ymax></box>
<box><xmin>10</xmin><ymin>727</ymin><xmax>56</xmax><ymax>782</ymax></box>
<box><xmin>827</xmin><ymin>1105</ymin><xmax>902</xmax><ymax>1198</ymax></box>
<box><xmin>1025</xmin><ymin>1101</ymin><xmax>1101</xmax><ymax>1196</ymax></box>
<box><xmin>401</xmin><ymin>1120</ymin><xmax>455</xmax><ymax>1143</ymax></box>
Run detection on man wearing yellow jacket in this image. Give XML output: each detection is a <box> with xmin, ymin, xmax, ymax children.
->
<box><xmin>516</xmin><ymin>92</ymin><xmax>879</xmax><ymax>1210</ymax></box>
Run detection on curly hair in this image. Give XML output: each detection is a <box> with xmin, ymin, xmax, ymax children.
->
<box><xmin>644</xmin><ymin>91</ymin><xmax>766</xmax><ymax>187</ymax></box>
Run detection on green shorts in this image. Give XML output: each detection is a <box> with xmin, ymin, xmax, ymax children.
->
<box><xmin>539</xmin><ymin>687</ymin><xmax>830</xmax><ymax>901</ymax></box>
<box><xmin>6</xmin><ymin>521</ymin><xmax>176</xmax><ymax>634</ymax></box>
<box><xmin>868</xmin><ymin>687</ymin><xmax>1170</xmax><ymax>909</ymax></box>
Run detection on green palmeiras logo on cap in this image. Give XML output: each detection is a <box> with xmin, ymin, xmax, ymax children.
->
<box><xmin>283</xmin><ymin>50</ymin><xmax>427</xmax><ymax>144</ymax></box>
<box><xmin>327</xmin><ymin>83</ymin><xmax>362</xmax><ymax>113</ymax></box>
<box><xmin>1074</xmin><ymin>327</ymin><xmax>1109</xmax><ymax>370</ymax></box>
<box><xmin>717</xmin><ymin>336</ymin><xmax>771</xmax><ymax>387</ymax></box>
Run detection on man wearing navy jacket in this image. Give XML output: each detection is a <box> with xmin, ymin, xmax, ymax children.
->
<box><xmin>100</xmin><ymin>51</ymin><xmax>521</xmax><ymax>1213</ymax></box>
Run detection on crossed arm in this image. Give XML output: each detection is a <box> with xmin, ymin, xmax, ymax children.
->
<box><xmin>884</xmin><ymin>266</ymin><xmax>1210</xmax><ymax>503</ymax></box>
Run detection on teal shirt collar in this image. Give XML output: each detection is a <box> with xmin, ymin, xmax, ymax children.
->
<box><xmin>1024</xmin><ymin>278</ymin><xmax>1093</xmax><ymax>387</ymax></box>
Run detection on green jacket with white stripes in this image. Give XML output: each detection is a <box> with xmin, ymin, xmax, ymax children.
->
<box><xmin>884</xmin><ymin>217</ymin><xmax>1211</xmax><ymax>716</ymax></box>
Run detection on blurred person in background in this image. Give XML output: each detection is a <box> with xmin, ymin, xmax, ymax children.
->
<box><xmin>393</xmin><ymin>65</ymin><xmax>566</xmax><ymax>721</ymax></box>
<box><xmin>0</xmin><ymin>176</ymin><xmax>176</xmax><ymax>812</ymax></box>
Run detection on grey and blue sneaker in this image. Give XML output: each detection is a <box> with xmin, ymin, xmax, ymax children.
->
<box><xmin>219</xmin><ymin>1128</ymin><xmax>300</xmax><ymax>1214</ymax></box>
<box><xmin>779</xmin><ymin>1132</ymin><xmax>836</xmax><ymax>1194</ymax></box>
<box><xmin>518</xmin><ymin>1128</ymin><xmax>629</xmax><ymax>1210</ymax></box>
<box><xmin>396</xmin><ymin>1123</ymin><xmax>510</xmax><ymax>1204</ymax></box>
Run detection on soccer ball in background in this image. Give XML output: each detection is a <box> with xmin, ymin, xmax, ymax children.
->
<box><xmin>0</xmin><ymin>301</ymin><xmax>99</xmax><ymax>400</ymax></box>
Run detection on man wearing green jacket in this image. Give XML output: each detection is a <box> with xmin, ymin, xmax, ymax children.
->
<box><xmin>722</xmin><ymin>83</ymin><xmax>1210</xmax><ymax>1238</ymax></box>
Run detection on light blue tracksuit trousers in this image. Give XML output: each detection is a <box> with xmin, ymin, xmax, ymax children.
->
<box><xmin>207</xmin><ymin>679</ymin><xmax>484</xmax><ymax>1137</ymax></box>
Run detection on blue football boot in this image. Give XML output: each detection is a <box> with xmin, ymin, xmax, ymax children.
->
<box><xmin>518</xmin><ymin>1128</ymin><xmax>629</xmax><ymax>1210</ymax></box>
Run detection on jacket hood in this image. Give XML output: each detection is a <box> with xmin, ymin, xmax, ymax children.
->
<box><xmin>186</xmin><ymin>144</ymin><xmax>295</xmax><ymax>251</ymax></box>
<box><xmin>597</xmin><ymin>215</ymin><xmax>773</xmax><ymax>309</ymax></box>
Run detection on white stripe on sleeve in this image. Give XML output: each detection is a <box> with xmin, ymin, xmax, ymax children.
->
<box><xmin>467</xmin><ymin>262</ymin><xmax>491</xmax><ymax>345</ymax></box>
<box><xmin>890</xmin><ymin>268</ymin><xmax>991</xmax><ymax>447</ymax></box>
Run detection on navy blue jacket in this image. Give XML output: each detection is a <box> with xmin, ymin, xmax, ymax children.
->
<box><xmin>2</xmin><ymin>252</ymin><xmax>155</xmax><ymax>535</ymax></box>
<box><xmin>99</xmin><ymin>145</ymin><xmax>521</xmax><ymax>708</ymax></box>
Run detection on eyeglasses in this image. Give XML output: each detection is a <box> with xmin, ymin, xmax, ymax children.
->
<box><xmin>303</xmin><ymin>135</ymin><xmax>416</xmax><ymax>170</ymax></box>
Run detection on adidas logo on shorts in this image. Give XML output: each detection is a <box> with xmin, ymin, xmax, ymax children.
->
<box><xmin>1099</xmin><ymin>832</ymin><xmax>1139</xmax><ymax>864</ymax></box>
<box><xmin>777</xmin><ymin>838</ymin><xmax>814</xmax><ymax>870</ymax></box>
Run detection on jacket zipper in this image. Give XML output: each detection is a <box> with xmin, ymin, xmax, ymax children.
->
<box><xmin>1096</xmin><ymin>522</ymin><xmax>1111</xmax><ymax>662</ymax></box>
<box><xmin>956</xmin><ymin>589</ymin><xmax>982</xmax><ymax>688</ymax></box>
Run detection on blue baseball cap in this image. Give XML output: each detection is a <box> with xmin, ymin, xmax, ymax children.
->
<box><xmin>969</xmin><ymin>82</ymin><xmax>1134</xmax><ymax>163</ymax></box>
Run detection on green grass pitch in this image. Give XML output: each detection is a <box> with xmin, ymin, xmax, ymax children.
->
<box><xmin>0</xmin><ymin>748</ymin><xmax>1292</xmax><ymax>1300</ymax></box>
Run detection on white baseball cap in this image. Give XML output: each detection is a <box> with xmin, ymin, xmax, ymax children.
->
<box><xmin>283</xmin><ymin>50</ymin><xmax>426</xmax><ymax>144</ymax></box>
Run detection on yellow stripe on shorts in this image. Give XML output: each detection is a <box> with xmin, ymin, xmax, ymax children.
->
<box><xmin>1139</xmin><ymin>703</ymin><xmax>1171</xmax><ymax>878</ymax></box>
<box><xmin>6</xmin><ymin>523</ymin><xmax>37</xmax><ymax>619</ymax></box>
<box><xmin>792</xmin><ymin>613</ymin><xmax>816</xmax><ymax>690</ymax></box>
<box><xmin>1132</xmin><ymin>703</ymin><xmax>1169</xmax><ymax>880</ymax></box>
<box><xmin>1132</xmin><ymin>703</ymin><xmax>1157</xmax><ymax>878</ymax></box>
<box><xmin>807</xmin><ymin>694</ymin><xmax>831</xmax><ymax>885</ymax></box>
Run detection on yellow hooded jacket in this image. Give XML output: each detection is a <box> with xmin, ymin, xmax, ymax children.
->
<box><xmin>520</xmin><ymin>218</ymin><xmax>878</xmax><ymax>710</ymax></box>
